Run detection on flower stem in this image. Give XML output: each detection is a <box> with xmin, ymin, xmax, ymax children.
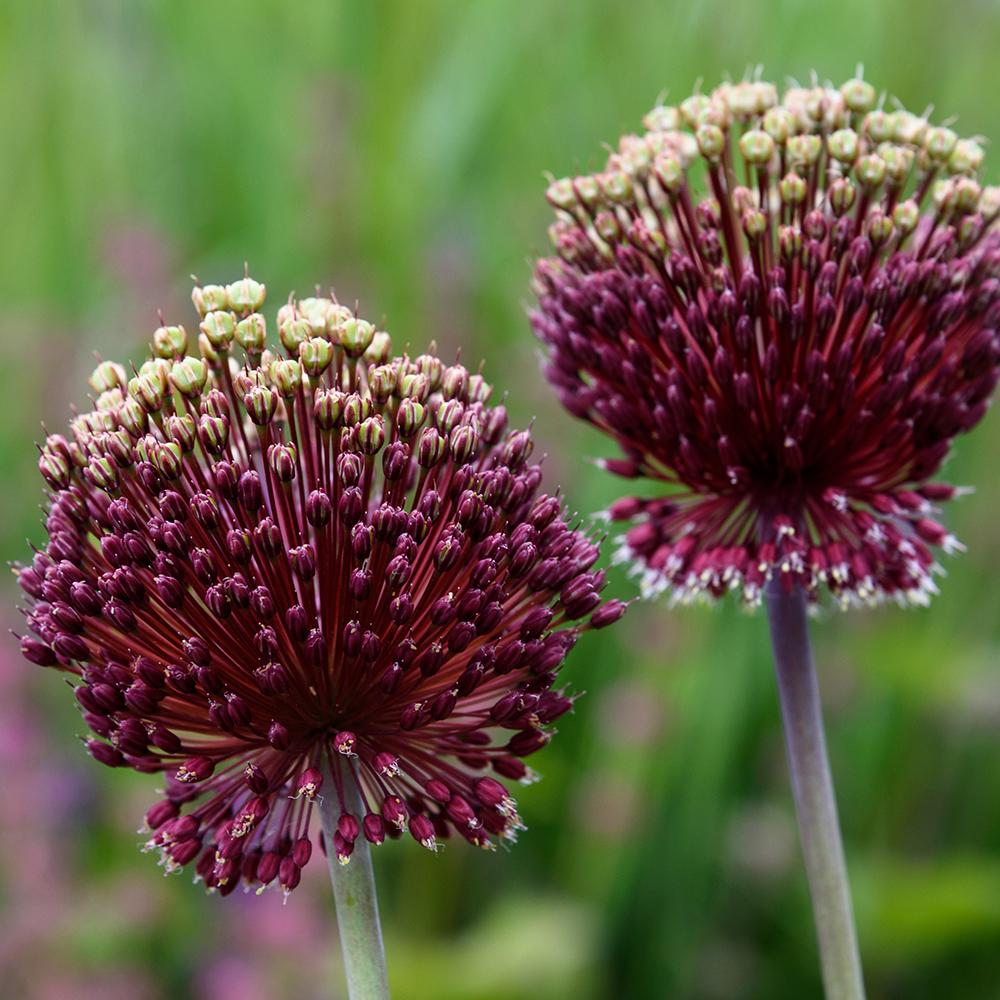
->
<box><xmin>764</xmin><ymin>579</ymin><xmax>866</xmax><ymax>1000</ymax></box>
<box><xmin>319</xmin><ymin>755</ymin><xmax>391</xmax><ymax>999</ymax></box>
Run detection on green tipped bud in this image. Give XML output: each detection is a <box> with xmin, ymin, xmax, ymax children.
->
<box><xmin>243</xmin><ymin>385</ymin><xmax>278</xmax><ymax>426</ymax></box>
<box><xmin>39</xmin><ymin>451</ymin><xmax>72</xmax><ymax>490</ymax></box>
<box><xmin>449</xmin><ymin>422</ymin><xmax>479</xmax><ymax>463</ymax></box>
<box><xmin>762</xmin><ymin>107</ymin><xmax>794</xmax><ymax>144</ymax></box>
<box><xmin>235</xmin><ymin>314</ymin><xmax>267</xmax><ymax>356</ymax></box>
<box><xmin>679</xmin><ymin>94</ymin><xmax>711</xmax><ymax>128</ymax></box>
<box><xmin>198</xmin><ymin>413</ymin><xmax>230</xmax><ymax>455</ymax></box>
<box><xmin>855</xmin><ymin>154</ymin><xmax>887</xmax><ymax>190</ymax></box>
<box><xmin>339</xmin><ymin>318</ymin><xmax>375</xmax><ymax>358</ymax></box>
<box><xmin>130</xmin><ymin>373</ymin><xmax>165</xmax><ymax>414</ymax></box>
<box><xmin>314</xmin><ymin>388</ymin><xmax>344</xmax><ymax>431</ymax></box>
<box><xmin>594</xmin><ymin>211</ymin><xmax>623</xmax><ymax>243</ymax></box>
<box><xmin>892</xmin><ymin>199</ymin><xmax>920</xmax><ymax>235</ymax></box>
<box><xmin>600</xmin><ymin>171</ymin><xmax>634</xmax><ymax>204</ymax></box>
<box><xmin>341</xmin><ymin>393</ymin><xmax>371</xmax><ymax>428</ymax></box>
<box><xmin>779</xmin><ymin>172</ymin><xmax>807</xmax><ymax>205</ymax></box>
<box><xmin>948</xmin><ymin>138</ymin><xmax>985</xmax><ymax>175</ymax></box>
<box><xmin>654</xmin><ymin>156</ymin><xmax>685</xmax><ymax>193</ymax></box>
<box><xmin>103</xmin><ymin>429</ymin><xmax>134</xmax><ymax>467</ymax></box>
<box><xmin>778</xmin><ymin>225</ymin><xmax>802</xmax><ymax>262</ymax></box>
<box><xmin>467</xmin><ymin>373</ymin><xmax>492</xmax><ymax>404</ymax></box>
<box><xmin>299</xmin><ymin>337</ymin><xmax>333</xmax><ymax>377</ymax></box>
<box><xmin>198</xmin><ymin>333</ymin><xmax>222</xmax><ymax>366</ymax></box>
<box><xmin>642</xmin><ymin>105</ymin><xmax>681</xmax><ymax>131</ymax></box>
<box><xmin>953</xmin><ymin>176</ymin><xmax>982</xmax><ymax>214</ymax></box>
<box><xmin>866</xmin><ymin>211</ymin><xmax>894</xmax><ymax>247</ymax></box>
<box><xmin>95</xmin><ymin>388</ymin><xmax>124</xmax><ymax>414</ymax></box>
<box><xmin>979</xmin><ymin>186</ymin><xmax>1000</xmax><ymax>218</ymax></box>
<box><xmin>396</xmin><ymin>398</ymin><xmax>426</xmax><ymax>437</ymax></box>
<box><xmin>828</xmin><ymin>178</ymin><xmax>858</xmax><ymax>216</ymax></box>
<box><xmin>417</xmin><ymin>426</ymin><xmax>447</xmax><ymax>468</ymax></box>
<box><xmin>85</xmin><ymin>455</ymin><xmax>119</xmax><ymax>492</ymax></box>
<box><xmin>545</xmin><ymin>178</ymin><xmax>578</xmax><ymax>211</ymax></box>
<box><xmin>739</xmin><ymin>129</ymin><xmax>775</xmax><ymax>166</ymax></box>
<box><xmin>435</xmin><ymin>398</ymin><xmax>464</xmax><ymax>434</ymax></box>
<box><xmin>741</xmin><ymin>209</ymin><xmax>767</xmax><ymax>240</ymax></box>
<box><xmin>441</xmin><ymin>365</ymin><xmax>469</xmax><ymax>401</ymax></box>
<box><xmin>226</xmin><ymin>275</ymin><xmax>266</xmax><ymax>315</ymax></box>
<box><xmin>924</xmin><ymin>126</ymin><xmax>958</xmax><ymax>162</ymax></box>
<box><xmin>271</xmin><ymin>358</ymin><xmax>302</xmax><ymax>398</ymax></box>
<box><xmin>863</xmin><ymin>110</ymin><xmax>893</xmax><ymax>144</ymax></box>
<box><xmin>297</xmin><ymin>297</ymin><xmax>334</xmax><ymax>336</ymax></box>
<box><xmin>169</xmin><ymin>356</ymin><xmax>208</xmax><ymax>398</ymax></box>
<box><xmin>200</xmin><ymin>311</ymin><xmax>236</xmax><ymax>351</ymax></box>
<box><xmin>89</xmin><ymin>361</ymin><xmax>127</xmax><ymax>394</ymax></box>
<box><xmin>364</xmin><ymin>331</ymin><xmax>392</xmax><ymax>364</ymax></box>
<box><xmin>153</xmin><ymin>440</ymin><xmax>183</xmax><ymax>479</ymax></box>
<box><xmin>840</xmin><ymin>78</ymin><xmax>876</xmax><ymax>114</ymax></box>
<box><xmin>880</xmin><ymin>144</ymin><xmax>914</xmax><ymax>184</ymax></box>
<box><xmin>280</xmin><ymin>317</ymin><xmax>312</xmax><ymax>354</ymax></box>
<box><xmin>268</xmin><ymin>442</ymin><xmax>297</xmax><ymax>483</ymax></box>
<box><xmin>357</xmin><ymin>415</ymin><xmax>386</xmax><ymax>455</ymax></box>
<box><xmin>193</xmin><ymin>284</ymin><xmax>228</xmax><ymax>316</ymax></box>
<box><xmin>695</xmin><ymin>123</ymin><xmax>725</xmax><ymax>161</ymax></box>
<box><xmin>827</xmin><ymin>128</ymin><xmax>859</xmax><ymax>165</ymax></box>
<box><xmin>118</xmin><ymin>397</ymin><xmax>148</xmax><ymax>437</ymax></box>
<box><xmin>891</xmin><ymin>111</ymin><xmax>926</xmax><ymax>146</ymax></box>
<box><xmin>786</xmin><ymin>134</ymin><xmax>823</xmax><ymax>167</ymax></box>
<box><xmin>165</xmin><ymin>413</ymin><xmax>197</xmax><ymax>453</ymax></box>
<box><xmin>573</xmin><ymin>174</ymin><xmax>602</xmax><ymax>208</ymax></box>
<box><xmin>152</xmin><ymin>324</ymin><xmax>189</xmax><ymax>360</ymax></box>
<box><xmin>398</xmin><ymin>372</ymin><xmax>429</xmax><ymax>402</ymax></box>
<box><xmin>368</xmin><ymin>363</ymin><xmax>398</xmax><ymax>403</ymax></box>
<box><xmin>415</xmin><ymin>354</ymin><xmax>443</xmax><ymax>391</ymax></box>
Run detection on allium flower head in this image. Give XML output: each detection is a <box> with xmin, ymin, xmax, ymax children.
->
<box><xmin>532</xmin><ymin>74</ymin><xmax>1000</xmax><ymax>608</ymax></box>
<box><xmin>16</xmin><ymin>274</ymin><xmax>625</xmax><ymax>896</ymax></box>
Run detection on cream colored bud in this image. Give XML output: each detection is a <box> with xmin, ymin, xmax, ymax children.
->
<box><xmin>89</xmin><ymin>361</ymin><xmax>127</xmax><ymax>394</ymax></box>
<box><xmin>739</xmin><ymin>129</ymin><xmax>775</xmax><ymax>166</ymax></box>
<box><xmin>840</xmin><ymin>78</ymin><xmax>876</xmax><ymax>114</ymax></box>
<box><xmin>827</xmin><ymin>129</ymin><xmax>859</xmax><ymax>165</ymax></box>
<box><xmin>226</xmin><ymin>275</ymin><xmax>266</xmax><ymax>314</ymax></box>
<box><xmin>642</xmin><ymin>105</ymin><xmax>681</xmax><ymax>131</ymax></box>
<box><xmin>949</xmin><ymin>138</ymin><xmax>985</xmax><ymax>175</ymax></box>
<box><xmin>924</xmin><ymin>126</ymin><xmax>958</xmax><ymax>162</ymax></box>
<box><xmin>152</xmin><ymin>324</ymin><xmax>189</xmax><ymax>360</ymax></box>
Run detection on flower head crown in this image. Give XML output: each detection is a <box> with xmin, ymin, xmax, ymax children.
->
<box><xmin>18</xmin><ymin>274</ymin><xmax>624</xmax><ymax>895</ymax></box>
<box><xmin>532</xmin><ymin>75</ymin><xmax>1000</xmax><ymax>607</ymax></box>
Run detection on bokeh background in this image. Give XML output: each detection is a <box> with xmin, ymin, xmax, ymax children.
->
<box><xmin>3</xmin><ymin>1</ymin><xmax>1000</xmax><ymax>997</ymax></box>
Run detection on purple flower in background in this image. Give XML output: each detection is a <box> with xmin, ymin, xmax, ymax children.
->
<box><xmin>531</xmin><ymin>75</ymin><xmax>1000</xmax><ymax>608</ymax></box>
<box><xmin>15</xmin><ymin>273</ymin><xmax>625</xmax><ymax>898</ymax></box>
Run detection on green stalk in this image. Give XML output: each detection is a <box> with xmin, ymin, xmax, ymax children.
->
<box><xmin>765</xmin><ymin>579</ymin><xmax>866</xmax><ymax>1000</ymax></box>
<box><xmin>319</xmin><ymin>755</ymin><xmax>391</xmax><ymax>999</ymax></box>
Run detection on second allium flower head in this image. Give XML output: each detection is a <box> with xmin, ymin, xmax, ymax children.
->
<box><xmin>19</xmin><ymin>275</ymin><xmax>624</xmax><ymax>895</ymax></box>
<box><xmin>532</xmin><ymin>74</ymin><xmax>1000</xmax><ymax>608</ymax></box>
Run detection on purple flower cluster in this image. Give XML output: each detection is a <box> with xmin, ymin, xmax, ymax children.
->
<box><xmin>16</xmin><ymin>275</ymin><xmax>625</xmax><ymax>895</ymax></box>
<box><xmin>532</xmin><ymin>76</ymin><xmax>1000</xmax><ymax>607</ymax></box>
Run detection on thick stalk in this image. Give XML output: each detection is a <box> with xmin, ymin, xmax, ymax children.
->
<box><xmin>319</xmin><ymin>756</ymin><xmax>391</xmax><ymax>999</ymax></box>
<box><xmin>765</xmin><ymin>578</ymin><xmax>865</xmax><ymax>1000</ymax></box>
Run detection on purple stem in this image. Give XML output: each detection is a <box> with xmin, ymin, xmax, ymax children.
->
<box><xmin>765</xmin><ymin>578</ymin><xmax>866</xmax><ymax>1000</ymax></box>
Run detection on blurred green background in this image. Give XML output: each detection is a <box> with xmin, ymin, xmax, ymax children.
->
<box><xmin>3</xmin><ymin>1</ymin><xmax>1000</xmax><ymax>997</ymax></box>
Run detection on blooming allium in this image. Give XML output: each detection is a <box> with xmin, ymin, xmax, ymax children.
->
<box><xmin>531</xmin><ymin>75</ymin><xmax>1000</xmax><ymax>607</ymax></box>
<box><xmin>16</xmin><ymin>274</ymin><xmax>625</xmax><ymax>895</ymax></box>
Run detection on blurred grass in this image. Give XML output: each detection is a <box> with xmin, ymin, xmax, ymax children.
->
<box><xmin>2</xmin><ymin>1</ymin><xmax>1000</xmax><ymax>997</ymax></box>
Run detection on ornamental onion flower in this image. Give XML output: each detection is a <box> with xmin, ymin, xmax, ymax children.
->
<box><xmin>15</xmin><ymin>272</ymin><xmax>624</xmax><ymax>997</ymax></box>
<box><xmin>530</xmin><ymin>74</ymin><xmax>1000</xmax><ymax>999</ymax></box>
<box><xmin>532</xmin><ymin>75</ymin><xmax>1000</xmax><ymax>609</ymax></box>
